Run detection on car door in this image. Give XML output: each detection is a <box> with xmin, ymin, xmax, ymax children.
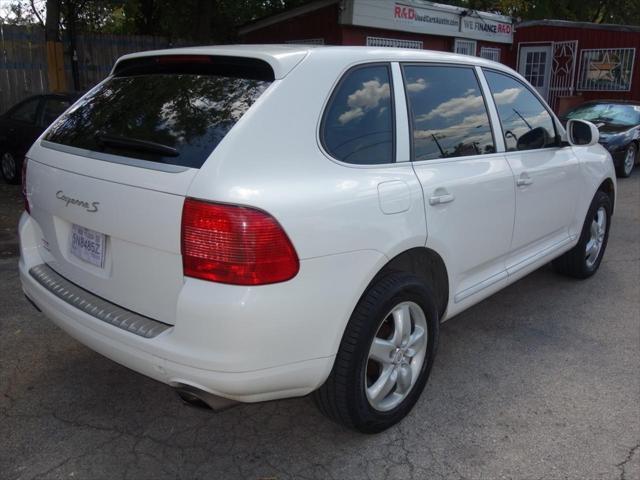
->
<box><xmin>0</xmin><ymin>96</ymin><xmax>43</xmax><ymax>156</ymax></box>
<box><xmin>482</xmin><ymin>69</ymin><xmax>581</xmax><ymax>275</ymax></box>
<box><xmin>402</xmin><ymin>63</ymin><xmax>516</xmax><ymax>308</ymax></box>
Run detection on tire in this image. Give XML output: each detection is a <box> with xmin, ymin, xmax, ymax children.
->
<box><xmin>313</xmin><ymin>273</ymin><xmax>439</xmax><ymax>433</ymax></box>
<box><xmin>1</xmin><ymin>151</ymin><xmax>21</xmax><ymax>184</ymax></box>
<box><xmin>552</xmin><ymin>190</ymin><xmax>612</xmax><ymax>279</ymax></box>
<box><xmin>616</xmin><ymin>143</ymin><xmax>637</xmax><ymax>178</ymax></box>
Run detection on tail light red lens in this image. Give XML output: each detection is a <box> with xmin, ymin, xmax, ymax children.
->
<box><xmin>181</xmin><ymin>198</ymin><xmax>299</xmax><ymax>285</ymax></box>
<box><xmin>21</xmin><ymin>158</ymin><xmax>29</xmax><ymax>214</ymax></box>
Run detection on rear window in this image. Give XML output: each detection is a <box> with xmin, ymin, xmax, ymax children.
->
<box><xmin>44</xmin><ymin>56</ymin><xmax>273</xmax><ymax>169</ymax></box>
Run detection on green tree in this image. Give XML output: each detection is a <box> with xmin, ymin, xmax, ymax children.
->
<box><xmin>3</xmin><ymin>0</ymin><xmax>639</xmax><ymax>37</ymax></box>
<box><xmin>452</xmin><ymin>0</ymin><xmax>640</xmax><ymax>24</ymax></box>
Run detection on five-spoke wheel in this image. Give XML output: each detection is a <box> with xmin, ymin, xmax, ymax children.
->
<box><xmin>585</xmin><ymin>206</ymin><xmax>607</xmax><ymax>269</ymax></box>
<box><xmin>314</xmin><ymin>273</ymin><xmax>439</xmax><ymax>433</ymax></box>
<box><xmin>365</xmin><ymin>301</ymin><xmax>428</xmax><ymax>412</ymax></box>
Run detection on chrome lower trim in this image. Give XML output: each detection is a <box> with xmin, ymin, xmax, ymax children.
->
<box><xmin>29</xmin><ymin>264</ymin><xmax>171</xmax><ymax>338</ymax></box>
<box><xmin>454</xmin><ymin>270</ymin><xmax>508</xmax><ymax>304</ymax></box>
<box><xmin>506</xmin><ymin>235</ymin><xmax>575</xmax><ymax>276</ymax></box>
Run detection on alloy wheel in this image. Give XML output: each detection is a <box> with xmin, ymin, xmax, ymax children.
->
<box><xmin>585</xmin><ymin>206</ymin><xmax>607</xmax><ymax>269</ymax></box>
<box><xmin>1</xmin><ymin>152</ymin><xmax>16</xmax><ymax>180</ymax></box>
<box><xmin>623</xmin><ymin>145</ymin><xmax>636</xmax><ymax>176</ymax></box>
<box><xmin>365</xmin><ymin>301</ymin><xmax>428</xmax><ymax>412</ymax></box>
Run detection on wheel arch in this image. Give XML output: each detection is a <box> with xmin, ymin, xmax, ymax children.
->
<box><xmin>597</xmin><ymin>177</ymin><xmax>615</xmax><ymax>216</ymax></box>
<box><xmin>367</xmin><ymin>247</ymin><xmax>449</xmax><ymax>320</ymax></box>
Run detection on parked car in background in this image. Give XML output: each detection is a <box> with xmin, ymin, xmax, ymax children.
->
<box><xmin>19</xmin><ymin>46</ymin><xmax>616</xmax><ymax>433</ymax></box>
<box><xmin>561</xmin><ymin>100</ymin><xmax>640</xmax><ymax>178</ymax></box>
<box><xmin>0</xmin><ymin>93</ymin><xmax>76</xmax><ymax>184</ymax></box>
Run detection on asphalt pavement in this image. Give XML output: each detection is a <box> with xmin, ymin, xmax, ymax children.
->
<box><xmin>0</xmin><ymin>173</ymin><xmax>638</xmax><ymax>480</ymax></box>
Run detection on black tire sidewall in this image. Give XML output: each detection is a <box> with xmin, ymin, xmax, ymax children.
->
<box><xmin>346</xmin><ymin>274</ymin><xmax>439</xmax><ymax>432</ymax></box>
<box><xmin>577</xmin><ymin>191</ymin><xmax>612</xmax><ymax>276</ymax></box>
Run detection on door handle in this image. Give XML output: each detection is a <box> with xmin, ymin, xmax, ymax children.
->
<box><xmin>517</xmin><ymin>173</ymin><xmax>533</xmax><ymax>187</ymax></box>
<box><xmin>429</xmin><ymin>191</ymin><xmax>455</xmax><ymax>206</ymax></box>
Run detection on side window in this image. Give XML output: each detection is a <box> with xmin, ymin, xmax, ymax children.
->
<box><xmin>403</xmin><ymin>65</ymin><xmax>495</xmax><ymax>161</ymax></box>
<box><xmin>10</xmin><ymin>98</ymin><xmax>40</xmax><ymax>124</ymax></box>
<box><xmin>322</xmin><ymin>64</ymin><xmax>394</xmax><ymax>165</ymax></box>
<box><xmin>483</xmin><ymin>70</ymin><xmax>557</xmax><ymax>151</ymax></box>
<box><xmin>42</xmin><ymin>98</ymin><xmax>71</xmax><ymax>126</ymax></box>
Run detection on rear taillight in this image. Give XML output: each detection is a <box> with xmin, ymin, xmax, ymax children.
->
<box><xmin>181</xmin><ymin>198</ymin><xmax>299</xmax><ymax>285</ymax></box>
<box><xmin>21</xmin><ymin>158</ymin><xmax>29</xmax><ymax>214</ymax></box>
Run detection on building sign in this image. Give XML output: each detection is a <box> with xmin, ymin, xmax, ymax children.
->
<box><xmin>344</xmin><ymin>0</ymin><xmax>513</xmax><ymax>44</ymax></box>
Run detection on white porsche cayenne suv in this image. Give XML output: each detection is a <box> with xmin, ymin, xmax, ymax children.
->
<box><xmin>19</xmin><ymin>45</ymin><xmax>615</xmax><ymax>433</ymax></box>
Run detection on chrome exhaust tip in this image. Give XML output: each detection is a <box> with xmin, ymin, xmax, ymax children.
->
<box><xmin>174</xmin><ymin>385</ymin><xmax>238</xmax><ymax>412</ymax></box>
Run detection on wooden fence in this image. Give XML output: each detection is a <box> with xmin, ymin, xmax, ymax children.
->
<box><xmin>0</xmin><ymin>24</ymin><xmax>185</xmax><ymax>112</ymax></box>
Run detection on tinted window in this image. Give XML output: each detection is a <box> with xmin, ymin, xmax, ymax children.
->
<box><xmin>322</xmin><ymin>65</ymin><xmax>394</xmax><ymax>164</ymax></box>
<box><xmin>10</xmin><ymin>98</ymin><xmax>39</xmax><ymax>123</ymax></box>
<box><xmin>45</xmin><ymin>64</ymin><xmax>272</xmax><ymax>169</ymax></box>
<box><xmin>484</xmin><ymin>70</ymin><xmax>557</xmax><ymax>151</ymax></box>
<box><xmin>403</xmin><ymin>65</ymin><xmax>495</xmax><ymax>161</ymax></box>
<box><xmin>42</xmin><ymin>98</ymin><xmax>71</xmax><ymax>126</ymax></box>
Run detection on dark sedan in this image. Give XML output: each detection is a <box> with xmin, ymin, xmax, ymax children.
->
<box><xmin>562</xmin><ymin>100</ymin><xmax>640</xmax><ymax>178</ymax></box>
<box><xmin>0</xmin><ymin>93</ymin><xmax>75</xmax><ymax>184</ymax></box>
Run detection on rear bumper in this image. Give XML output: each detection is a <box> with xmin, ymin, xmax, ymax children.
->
<box><xmin>19</xmin><ymin>212</ymin><xmax>385</xmax><ymax>402</ymax></box>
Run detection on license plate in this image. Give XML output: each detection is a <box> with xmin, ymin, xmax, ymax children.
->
<box><xmin>70</xmin><ymin>224</ymin><xmax>106</xmax><ymax>268</ymax></box>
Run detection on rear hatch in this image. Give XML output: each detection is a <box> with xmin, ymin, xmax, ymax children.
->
<box><xmin>25</xmin><ymin>54</ymin><xmax>276</xmax><ymax>324</ymax></box>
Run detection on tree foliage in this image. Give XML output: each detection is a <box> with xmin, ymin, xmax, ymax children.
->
<box><xmin>1</xmin><ymin>0</ymin><xmax>639</xmax><ymax>41</ymax></box>
<box><xmin>450</xmin><ymin>0</ymin><xmax>640</xmax><ymax>25</ymax></box>
<box><xmin>1</xmin><ymin>0</ymin><xmax>314</xmax><ymax>41</ymax></box>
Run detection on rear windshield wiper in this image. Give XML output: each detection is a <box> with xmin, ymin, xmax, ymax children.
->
<box><xmin>97</xmin><ymin>134</ymin><xmax>179</xmax><ymax>157</ymax></box>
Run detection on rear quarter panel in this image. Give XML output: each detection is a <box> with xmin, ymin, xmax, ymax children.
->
<box><xmin>186</xmin><ymin>52</ymin><xmax>428</xmax><ymax>262</ymax></box>
<box><xmin>185</xmin><ymin>51</ymin><xmax>429</xmax><ymax>362</ymax></box>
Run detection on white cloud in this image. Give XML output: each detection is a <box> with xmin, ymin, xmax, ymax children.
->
<box><xmin>414</xmin><ymin>113</ymin><xmax>490</xmax><ymax>140</ymax></box>
<box><xmin>416</xmin><ymin>87</ymin><xmax>521</xmax><ymax>123</ymax></box>
<box><xmin>338</xmin><ymin>80</ymin><xmax>390</xmax><ymax>124</ymax></box>
<box><xmin>338</xmin><ymin>108</ymin><xmax>365</xmax><ymax>124</ymax></box>
<box><xmin>492</xmin><ymin>87</ymin><xmax>521</xmax><ymax>106</ymax></box>
<box><xmin>406</xmin><ymin>78</ymin><xmax>428</xmax><ymax>92</ymax></box>
<box><xmin>417</xmin><ymin>93</ymin><xmax>485</xmax><ymax>122</ymax></box>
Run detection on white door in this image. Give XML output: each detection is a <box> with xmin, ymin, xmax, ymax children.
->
<box><xmin>401</xmin><ymin>64</ymin><xmax>515</xmax><ymax>306</ymax></box>
<box><xmin>482</xmin><ymin>69</ymin><xmax>581</xmax><ymax>274</ymax></box>
<box><xmin>518</xmin><ymin>45</ymin><xmax>552</xmax><ymax>100</ymax></box>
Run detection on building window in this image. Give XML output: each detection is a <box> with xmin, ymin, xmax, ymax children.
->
<box><xmin>285</xmin><ymin>38</ymin><xmax>324</xmax><ymax>45</ymax></box>
<box><xmin>454</xmin><ymin>39</ymin><xmax>477</xmax><ymax>56</ymax></box>
<box><xmin>480</xmin><ymin>47</ymin><xmax>500</xmax><ymax>62</ymax></box>
<box><xmin>366</xmin><ymin>36</ymin><xmax>423</xmax><ymax>49</ymax></box>
<box><xmin>577</xmin><ymin>48</ymin><xmax>635</xmax><ymax>91</ymax></box>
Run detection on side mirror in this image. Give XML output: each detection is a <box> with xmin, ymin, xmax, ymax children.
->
<box><xmin>566</xmin><ymin>119</ymin><xmax>599</xmax><ymax>146</ymax></box>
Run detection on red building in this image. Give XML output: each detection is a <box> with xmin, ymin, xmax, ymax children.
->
<box><xmin>238</xmin><ymin>0</ymin><xmax>639</xmax><ymax>113</ymax></box>
<box><xmin>511</xmin><ymin>20</ymin><xmax>639</xmax><ymax>113</ymax></box>
<box><xmin>239</xmin><ymin>0</ymin><xmax>513</xmax><ymax>64</ymax></box>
